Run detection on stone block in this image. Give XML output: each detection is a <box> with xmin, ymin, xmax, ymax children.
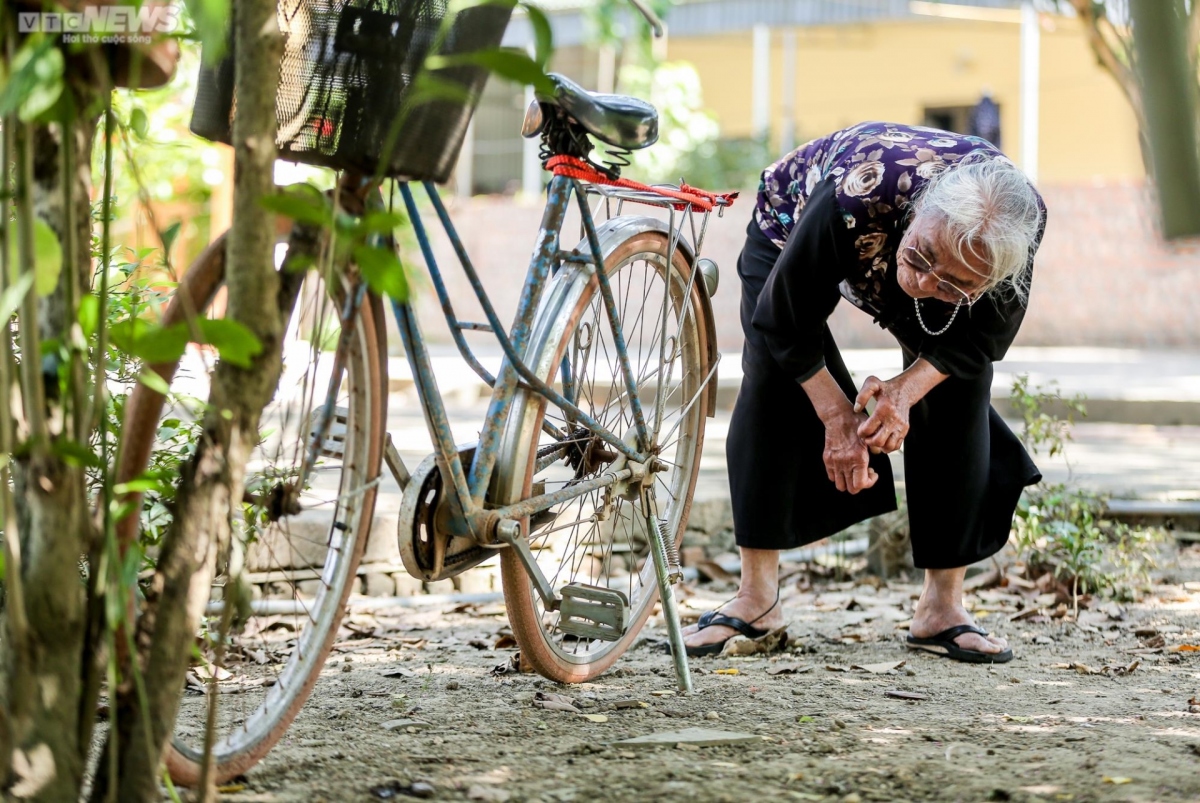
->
<box><xmin>424</xmin><ymin>579</ymin><xmax>455</xmax><ymax>595</ymax></box>
<box><xmin>393</xmin><ymin>571</ymin><xmax>425</xmax><ymax>597</ymax></box>
<box><xmin>363</xmin><ymin>514</ymin><xmax>402</xmax><ymax>565</ymax></box>
<box><xmin>363</xmin><ymin>571</ymin><xmax>396</xmax><ymax>597</ymax></box>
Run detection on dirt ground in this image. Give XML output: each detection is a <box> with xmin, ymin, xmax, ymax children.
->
<box><xmin>195</xmin><ymin>542</ymin><xmax>1200</xmax><ymax>803</ymax></box>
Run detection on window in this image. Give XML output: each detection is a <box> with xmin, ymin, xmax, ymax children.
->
<box><xmin>923</xmin><ymin>99</ymin><xmax>1002</xmax><ymax>149</ymax></box>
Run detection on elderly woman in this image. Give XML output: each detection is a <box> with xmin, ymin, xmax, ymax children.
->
<box><xmin>683</xmin><ymin>122</ymin><xmax>1045</xmax><ymax>663</ymax></box>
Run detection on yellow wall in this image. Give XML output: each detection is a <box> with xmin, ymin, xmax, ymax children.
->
<box><xmin>667</xmin><ymin>15</ymin><xmax>1144</xmax><ymax>183</ymax></box>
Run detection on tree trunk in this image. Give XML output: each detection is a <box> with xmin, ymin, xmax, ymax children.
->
<box><xmin>98</xmin><ymin>1</ymin><xmax>284</xmax><ymax>798</ymax></box>
<box><xmin>1</xmin><ymin>104</ymin><xmax>100</xmax><ymax>799</ymax></box>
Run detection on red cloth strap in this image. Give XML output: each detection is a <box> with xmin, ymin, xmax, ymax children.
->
<box><xmin>544</xmin><ymin>155</ymin><xmax>738</xmax><ymax>212</ymax></box>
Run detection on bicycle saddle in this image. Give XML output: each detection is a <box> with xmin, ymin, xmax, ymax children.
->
<box><xmin>537</xmin><ymin>73</ymin><xmax>659</xmax><ymax>151</ymax></box>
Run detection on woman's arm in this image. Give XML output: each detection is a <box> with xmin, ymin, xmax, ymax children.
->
<box><xmin>800</xmin><ymin>367</ymin><xmax>878</xmax><ymax>495</ymax></box>
<box><xmin>855</xmin><ymin>358</ymin><xmax>950</xmax><ymax>452</ymax></box>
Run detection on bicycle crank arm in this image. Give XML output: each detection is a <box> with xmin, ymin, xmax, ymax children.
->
<box><xmin>384</xmin><ymin>433</ymin><xmax>411</xmax><ymax>490</ymax></box>
<box><xmin>495</xmin><ymin>520</ymin><xmax>559</xmax><ymax>611</ymax></box>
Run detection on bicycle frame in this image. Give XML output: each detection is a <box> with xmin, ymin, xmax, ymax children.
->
<box><xmin>369</xmin><ymin>171</ymin><xmax>729</xmax><ymax>552</ymax></box>
<box><xmin>385</xmin><ymin>173</ymin><xmax>704</xmax><ymax>544</ymax></box>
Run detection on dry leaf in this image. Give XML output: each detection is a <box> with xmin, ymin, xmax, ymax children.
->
<box><xmin>885</xmin><ymin>690</ymin><xmax>929</xmax><ymax>701</ymax></box>
<box><xmin>612</xmin><ymin>699</ymin><xmax>649</xmax><ymax>709</ymax></box>
<box><xmin>767</xmin><ymin>663</ymin><xmax>813</xmax><ymax>676</ymax></box>
<box><xmin>651</xmin><ymin>690</ymin><xmax>676</xmax><ymax>697</ymax></box>
<box><xmin>695</xmin><ymin>560</ymin><xmax>737</xmax><ymax>583</ymax></box>
<box><xmin>533</xmin><ymin>691</ymin><xmax>580</xmax><ymax>713</ymax></box>
<box><xmin>714</xmin><ymin>668</ymin><xmax>740</xmax><ymax>676</ymax></box>
<box><xmin>1102</xmin><ymin>776</ymin><xmax>1133</xmax><ymax>785</ymax></box>
<box><xmin>580</xmin><ymin>714</ymin><xmax>608</xmax><ymax>723</ymax></box>
<box><xmin>1169</xmin><ymin>644</ymin><xmax>1200</xmax><ymax>652</ymax></box>
<box><xmin>851</xmin><ymin>660</ymin><xmax>906</xmax><ymax>675</ymax></box>
<box><xmin>493</xmin><ymin>634</ymin><xmax>518</xmax><ymax>650</ymax></box>
<box><xmin>383</xmin><ymin>668</ymin><xmax>418</xmax><ymax>679</ymax></box>
<box><xmin>720</xmin><ymin>627</ymin><xmax>789</xmax><ymax>657</ymax></box>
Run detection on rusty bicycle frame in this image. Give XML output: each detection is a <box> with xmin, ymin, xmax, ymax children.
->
<box><xmin>303</xmin><ymin>171</ymin><xmax>727</xmax><ymax>689</ymax></box>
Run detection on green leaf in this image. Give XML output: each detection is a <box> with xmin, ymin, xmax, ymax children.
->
<box><xmin>197</xmin><ymin>318</ymin><xmax>262</xmax><ymax>368</ymax></box>
<box><xmin>403</xmin><ymin>73</ymin><xmax>473</xmax><ymax>111</ymax></box>
<box><xmin>7</xmin><ymin>218</ymin><xmax>63</xmax><ymax>297</ymax></box>
<box><xmin>354</xmin><ymin>245</ymin><xmax>409</xmax><ymax>301</ymax></box>
<box><xmin>114</xmin><ymin>476</ymin><xmax>166</xmax><ymax>496</ymax></box>
<box><xmin>130</xmin><ymin>106</ymin><xmax>149</xmax><ymax>139</ymax></box>
<box><xmin>260</xmin><ymin>185</ymin><xmax>332</xmax><ymax>227</ymax></box>
<box><xmin>51</xmin><ymin>438</ymin><xmax>102</xmax><ymax>468</ymax></box>
<box><xmin>521</xmin><ymin>2</ymin><xmax>554</xmax><ymax>67</ymax></box>
<box><xmin>427</xmin><ymin>48</ymin><xmax>555</xmax><ymax>96</ymax></box>
<box><xmin>0</xmin><ymin>273</ymin><xmax>35</xmax><ymax>322</ymax></box>
<box><xmin>137</xmin><ymin>367</ymin><xmax>171</xmax><ymax>395</ymax></box>
<box><xmin>110</xmin><ymin>318</ymin><xmax>189</xmax><ymax>364</ymax></box>
<box><xmin>78</xmin><ymin>294</ymin><xmax>100</xmax><ymax>338</ymax></box>
<box><xmin>0</xmin><ymin>37</ymin><xmax>65</xmax><ymax>121</ymax></box>
<box><xmin>161</xmin><ymin>221</ymin><xmax>182</xmax><ymax>256</ymax></box>
<box><xmin>187</xmin><ymin>0</ymin><xmax>231</xmax><ymax>63</ymax></box>
<box><xmin>358</xmin><ymin>211</ymin><xmax>407</xmax><ymax>236</ymax></box>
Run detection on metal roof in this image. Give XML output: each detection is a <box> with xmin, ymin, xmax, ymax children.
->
<box><xmin>504</xmin><ymin>0</ymin><xmax>1027</xmax><ymax>49</ymax></box>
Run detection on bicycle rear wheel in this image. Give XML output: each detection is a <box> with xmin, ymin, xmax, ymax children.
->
<box><xmin>115</xmin><ymin>236</ymin><xmax>386</xmax><ymax>784</ymax></box>
<box><xmin>494</xmin><ymin>225</ymin><xmax>711</xmax><ymax>682</ymax></box>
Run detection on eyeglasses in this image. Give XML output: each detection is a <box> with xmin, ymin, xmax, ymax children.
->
<box><xmin>902</xmin><ymin>246</ymin><xmax>977</xmax><ymax>308</ymax></box>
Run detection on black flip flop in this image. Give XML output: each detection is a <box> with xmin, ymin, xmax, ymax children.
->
<box><xmin>674</xmin><ymin>593</ymin><xmax>782</xmax><ymax>657</ymax></box>
<box><xmin>906</xmin><ymin>623</ymin><xmax>1014</xmax><ymax>664</ymax></box>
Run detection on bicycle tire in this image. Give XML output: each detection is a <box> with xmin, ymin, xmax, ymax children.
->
<box><xmin>494</xmin><ymin>226</ymin><xmax>711</xmax><ymax>682</ymax></box>
<box><xmin>115</xmin><ymin>234</ymin><xmax>387</xmax><ymax>785</ymax></box>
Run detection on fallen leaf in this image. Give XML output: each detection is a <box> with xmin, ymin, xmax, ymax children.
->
<box><xmin>612</xmin><ymin>699</ymin><xmax>649</xmax><ymax>709</ymax></box>
<box><xmin>885</xmin><ymin>690</ymin><xmax>929</xmax><ymax>701</ymax></box>
<box><xmin>767</xmin><ymin>663</ymin><xmax>813</xmax><ymax>676</ymax></box>
<box><xmin>1169</xmin><ymin>644</ymin><xmax>1200</xmax><ymax>652</ymax></box>
<box><xmin>383</xmin><ymin>668</ymin><xmax>418</xmax><ymax>679</ymax></box>
<box><xmin>695</xmin><ymin>560</ymin><xmax>737</xmax><ymax>583</ymax></box>
<box><xmin>493</xmin><ymin>634</ymin><xmax>518</xmax><ymax>650</ymax></box>
<box><xmin>651</xmin><ymin>690</ymin><xmax>676</xmax><ymax>697</ymax></box>
<box><xmin>963</xmin><ymin>567</ymin><xmax>1001</xmax><ymax>591</ymax></box>
<box><xmin>720</xmin><ymin>627</ymin><xmax>789</xmax><ymax>657</ymax></box>
<box><xmin>851</xmin><ymin>660</ymin><xmax>906</xmax><ymax>675</ymax></box>
<box><xmin>217</xmin><ymin>783</ymin><xmax>245</xmax><ymax>793</ymax></box>
<box><xmin>1102</xmin><ymin>777</ymin><xmax>1133</xmax><ymax>785</ymax></box>
<box><xmin>580</xmin><ymin>714</ymin><xmax>608</xmax><ymax>723</ymax></box>
<box><xmin>533</xmin><ymin>691</ymin><xmax>580</xmax><ymax>713</ymax></box>
<box><xmin>713</xmin><ymin>668</ymin><xmax>740</xmax><ymax>676</ymax></box>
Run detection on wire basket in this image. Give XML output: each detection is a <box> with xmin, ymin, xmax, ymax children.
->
<box><xmin>191</xmin><ymin>0</ymin><xmax>511</xmax><ymax>182</ymax></box>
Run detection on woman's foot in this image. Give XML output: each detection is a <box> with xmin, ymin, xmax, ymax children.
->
<box><xmin>682</xmin><ymin>547</ymin><xmax>785</xmax><ymax>651</ymax></box>
<box><xmin>682</xmin><ymin>590</ymin><xmax>785</xmax><ymax>650</ymax></box>
<box><xmin>910</xmin><ymin>568</ymin><xmax>1008</xmax><ymax>654</ymax></box>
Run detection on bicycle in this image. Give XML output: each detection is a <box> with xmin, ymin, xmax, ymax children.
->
<box><xmin>115</xmin><ymin>0</ymin><xmax>734</xmax><ymax>785</ymax></box>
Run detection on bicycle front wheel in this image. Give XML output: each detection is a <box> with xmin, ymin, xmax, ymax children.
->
<box><xmin>494</xmin><ymin>225</ymin><xmax>711</xmax><ymax>682</ymax></box>
<box><xmin>116</xmin><ymin>238</ymin><xmax>387</xmax><ymax>784</ymax></box>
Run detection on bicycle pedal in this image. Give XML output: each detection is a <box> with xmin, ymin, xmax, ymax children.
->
<box><xmin>310</xmin><ymin>406</ymin><xmax>349</xmax><ymax>459</ymax></box>
<box><xmin>558</xmin><ymin>584</ymin><xmax>629</xmax><ymax>642</ymax></box>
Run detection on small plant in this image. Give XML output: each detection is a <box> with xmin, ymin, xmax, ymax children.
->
<box><xmin>1010</xmin><ymin>376</ymin><xmax>1163</xmax><ymax>610</ymax></box>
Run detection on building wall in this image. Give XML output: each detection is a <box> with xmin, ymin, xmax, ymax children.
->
<box><xmin>405</xmin><ymin>180</ymin><xmax>1200</xmax><ymax>356</ymax></box>
<box><xmin>667</xmin><ymin>15</ymin><xmax>1144</xmax><ymax>183</ymax></box>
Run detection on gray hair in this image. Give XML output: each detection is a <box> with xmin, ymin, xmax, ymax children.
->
<box><xmin>911</xmin><ymin>154</ymin><xmax>1044</xmax><ymax>303</ymax></box>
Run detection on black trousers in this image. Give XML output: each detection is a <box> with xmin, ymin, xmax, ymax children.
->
<box><xmin>728</xmin><ymin>228</ymin><xmax>1042</xmax><ymax>569</ymax></box>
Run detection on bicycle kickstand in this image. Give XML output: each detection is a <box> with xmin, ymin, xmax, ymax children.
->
<box><xmin>643</xmin><ymin>485</ymin><xmax>693</xmax><ymax>693</ymax></box>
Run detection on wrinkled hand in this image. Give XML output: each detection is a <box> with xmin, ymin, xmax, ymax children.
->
<box><xmin>823</xmin><ymin>408</ymin><xmax>878</xmax><ymax>494</ymax></box>
<box><xmin>854</xmin><ymin>375</ymin><xmax>912</xmax><ymax>454</ymax></box>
